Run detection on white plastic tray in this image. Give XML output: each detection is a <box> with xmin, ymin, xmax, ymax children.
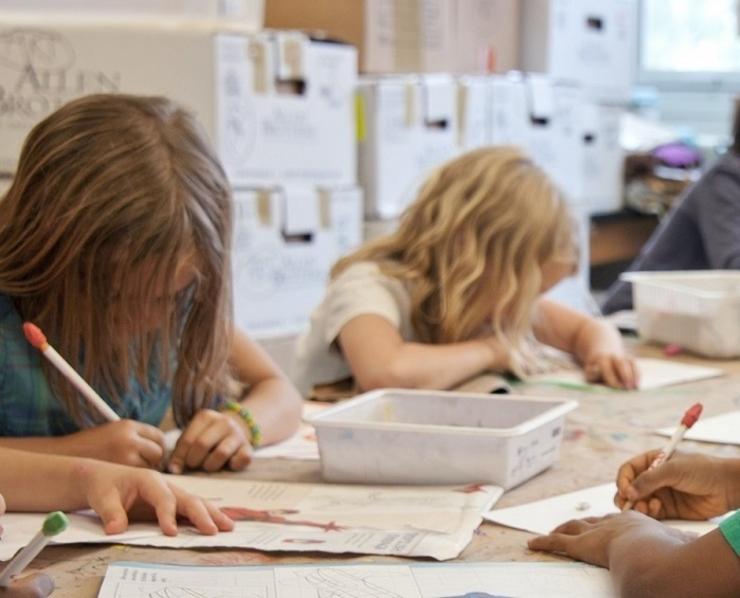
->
<box><xmin>306</xmin><ymin>389</ymin><xmax>577</xmax><ymax>489</ymax></box>
<box><xmin>623</xmin><ymin>270</ymin><xmax>740</xmax><ymax>358</ymax></box>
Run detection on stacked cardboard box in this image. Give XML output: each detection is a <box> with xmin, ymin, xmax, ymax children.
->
<box><xmin>520</xmin><ymin>0</ymin><xmax>637</xmax><ymax>213</ymax></box>
<box><xmin>0</xmin><ymin>12</ymin><xmax>363</xmax><ymax>343</ymax></box>
<box><xmin>266</xmin><ymin>0</ymin><xmax>520</xmax><ymax>74</ymax></box>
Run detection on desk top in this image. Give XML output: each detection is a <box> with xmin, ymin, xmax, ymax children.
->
<box><xmin>18</xmin><ymin>343</ymin><xmax>740</xmax><ymax>596</ymax></box>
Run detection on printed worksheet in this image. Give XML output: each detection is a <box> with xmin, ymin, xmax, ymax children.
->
<box><xmin>656</xmin><ymin>410</ymin><xmax>740</xmax><ymax>445</ymax></box>
<box><xmin>484</xmin><ymin>483</ymin><xmax>727</xmax><ymax>536</ymax></box>
<box><xmin>0</xmin><ymin>478</ymin><xmax>501</xmax><ymax>562</ymax></box>
<box><xmin>98</xmin><ymin>561</ymin><xmax>615</xmax><ymax>598</ymax></box>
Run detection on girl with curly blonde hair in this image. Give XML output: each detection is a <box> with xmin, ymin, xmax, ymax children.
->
<box><xmin>293</xmin><ymin>147</ymin><xmax>636</xmax><ymax>396</ymax></box>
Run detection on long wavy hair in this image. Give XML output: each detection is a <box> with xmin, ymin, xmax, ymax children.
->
<box><xmin>333</xmin><ymin>147</ymin><xmax>578</xmax><ymax>374</ymax></box>
<box><xmin>0</xmin><ymin>94</ymin><xmax>233</xmax><ymax>427</ymax></box>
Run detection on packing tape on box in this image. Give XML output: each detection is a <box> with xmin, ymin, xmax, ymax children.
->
<box><xmin>456</xmin><ymin>84</ymin><xmax>468</xmax><ymax>147</ymax></box>
<box><xmin>355</xmin><ymin>92</ymin><xmax>367</xmax><ymax>143</ymax></box>
<box><xmin>318</xmin><ymin>188</ymin><xmax>332</xmax><ymax>229</ymax></box>
<box><xmin>404</xmin><ymin>82</ymin><xmax>416</xmax><ymax>127</ymax></box>
<box><xmin>256</xmin><ymin>189</ymin><xmax>273</xmax><ymax>226</ymax></box>
<box><xmin>277</xmin><ymin>32</ymin><xmax>306</xmax><ymax>81</ymax></box>
<box><xmin>248</xmin><ymin>38</ymin><xmax>270</xmax><ymax>94</ymax></box>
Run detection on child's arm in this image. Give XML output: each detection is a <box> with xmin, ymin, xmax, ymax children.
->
<box><xmin>229</xmin><ymin>327</ymin><xmax>303</xmax><ymax>444</ymax></box>
<box><xmin>0</xmin><ymin>421</ymin><xmax>166</xmax><ymax>469</ymax></box>
<box><xmin>0</xmin><ymin>447</ymin><xmax>233</xmax><ymax>536</ymax></box>
<box><xmin>532</xmin><ymin>298</ymin><xmax>638</xmax><ymax>389</ymax></box>
<box><xmin>338</xmin><ymin>315</ymin><xmax>510</xmax><ymax>390</ymax></box>
<box><xmin>529</xmin><ymin>511</ymin><xmax>740</xmax><ymax>598</ymax></box>
<box><xmin>168</xmin><ymin>327</ymin><xmax>302</xmax><ymax>474</ymax></box>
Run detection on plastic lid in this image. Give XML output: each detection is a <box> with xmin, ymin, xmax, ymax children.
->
<box><xmin>42</xmin><ymin>512</ymin><xmax>69</xmax><ymax>537</ymax></box>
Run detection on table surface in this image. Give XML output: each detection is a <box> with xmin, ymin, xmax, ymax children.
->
<box><xmin>16</xmin><ymin>342</ymin><xmax>740</xmax><ymax>596</ymax></box>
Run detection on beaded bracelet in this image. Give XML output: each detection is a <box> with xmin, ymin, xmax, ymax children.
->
<box><xmin>223</xmin><ymin>400</ymin><xmax>262</xmax><ymax>448</ymax></box>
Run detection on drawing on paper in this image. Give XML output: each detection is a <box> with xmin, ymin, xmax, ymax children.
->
<box><xmin>220</xmin><ymin>507</ymin><xmax>343</xmax><ymax>532</ymax></box>
<box><xmin>439</xmin><ymin>593</ymin><xmax>514</xmax><ymax>598</ymax></box>
<box><xmin>116</xmin><ymin>587</ymin><xmax>261</xmax><ymax>598</ymax></box>
<box><xmin>299</xmin><ymin>568</ymin><xmax>405</xmax><ymax>598</ymax></box>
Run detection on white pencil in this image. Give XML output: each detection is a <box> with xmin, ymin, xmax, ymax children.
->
<box><xmin>621</xmin><ymin>402</ymin><xmax>703</xmax><ymax>511</ymax></box>
<box><xmin>23</xmin><ymin>322</ymin><xmax>120</xmax><ymax>423</ymax></box>
<box><xmin>0</xmin><ymin>512</ymin><xmax>68</xmax><ymax>587</ymax></box>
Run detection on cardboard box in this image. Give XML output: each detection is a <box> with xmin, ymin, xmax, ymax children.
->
<box><xmin>579</xmin><ymin>104</ymin><xmax>624</xmax><ymax>214</ymax></box>
<box><xmin>523</xmin><ymin>75</ymin><xmax>584</xmax><ymax>203</ymax></box>
<box><xmin>520</xmin><ymin>0</ymin><xmax>638</xmax><ymax>102</ymax></box>
<box><xmin>265</xmin><ymin>0</ymin><xmax>519</xmax><ymax>74</ymax></box>
<box><xmin>232</xmin><ymin>186</ymin><xmax>363</xmax><ymax>338</ymax></box>
<box><xmin>358</xmin><ymin>75</ymin><xmax>459</xmax><ymax>219</ymax></box>
<box><xmin>0</xmin><ymin>1</ymin><xmax>263</xmax><ymax>24</ymax></box>
<box><xmin>0</xmin><ymin>16</ymin><xmax>357</xmax><ymax>186</ymax></box>
<box><xmin>489</xmin><ymin>73</ymin><xmax>530</xmax><ymax>147</ymax></box>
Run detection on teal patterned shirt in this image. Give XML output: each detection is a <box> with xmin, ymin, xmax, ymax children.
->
<box><xmin>0</xmin><ymin>294</ymin><xmax>171</xmax><ymax>436</ymax></box>
<box><xmin>720</xmin><ymin>511</ymin><xmax>740</xmax><ymax>558</ymax></box>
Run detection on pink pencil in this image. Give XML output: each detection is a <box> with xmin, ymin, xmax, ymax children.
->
<box><xmin>622</xmin><ymin>402</ymin><xmax>703</xmax><ymax>511</ymax></box>
<box><xmin>23</xmin><ymin>322</ymin><xmax>120</xmax><ymax>423</ymax></box>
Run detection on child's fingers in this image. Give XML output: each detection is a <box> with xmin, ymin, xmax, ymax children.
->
<box><xmin>136</xmin><ymin>424</ymin><xmax>166</xmax><ymax>450</ymax></box>
<box><xmin>206</xmin><ymin>502</ymin><xmax>235</xmax><ymax>532</ymax></box>
<box><xmin>168</xmin><ymin>415</ymin><xmax>211</xmax><ymax>474</ymax></box>
<box><xmin>202</xmin><ymin>435</ymin><xmax>243</xmax><ymax>472</ymax></box>
<box><xmin>135</xmin><ymin>437</ymin><xmax>165</xmax><ymax>469</ymax></box>
<box><xmin>551</xmin><ymin>518</ymin><xmax>591</xmax><ymax>535</ymax></box>
<box><xmin>172</xmin><ymin>491</ymin><xmax>219</xmax><ymax>536</ymax></box>
<box><xmin>138</xmin><ymin>479</ymin><xmax>178</xmax><ymax>536</ymax></box>
<box><xmin>228</xmin><ymin>444</ymin><xmax>253</xmax><ymax>472</ymax></box>
<box><xmin>616</xmin><ymin>450</ymin><xmax>661</xmax><ymax>497</ymax></box>
<box><xmin>90</xmin><ymin>488</ymin><xmax>131</xmax><ymax>535</ymax></box>
<box><xmin>614</xmin><ymin>357</ymin><xmax>636</xmax><ymax>389</ymax></box>
<box><xmin>527</xmin><ymin>532</ymin><xmax>571</xmax><ymax>554</ymax></box>
<box><xmin>599</xmin><ymin>360</ymin><xmax>620</xmax><ymax>388</ymax></box>
<box><xmin>183</xmin><ymin>422</ymin><xmax>227</xmax><ymax>470</ymax></box>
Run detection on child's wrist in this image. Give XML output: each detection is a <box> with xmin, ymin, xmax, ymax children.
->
<box><xmin>222</xmin><ymin>401</ymin><xmax>262</xmax><ymax>447</ymax></box>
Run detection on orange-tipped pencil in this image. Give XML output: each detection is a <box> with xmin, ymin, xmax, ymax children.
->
<box><xmin>23</xmin><ymin>322</ymin><xmax>120</xmax><ymax>423</ymax></box>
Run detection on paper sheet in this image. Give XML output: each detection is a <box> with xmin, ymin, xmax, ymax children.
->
<box><xmin>0</xmin><ymin>477</ymin><xmax>501</xmax><ymax>562</ymax></box>
<box><xmin>530</xmin><ymin>357</ymin><xmax>723</xmax><ymax>390</ymax></box>
<box><xmin>484</xmin><ymin>483</ymin><xmax>726</xmax><ymax>536</ymax></box>
<box><xmin>656</xmin><ymin>410</ymin><xmax>740</xmax><ymax>445</ymax></box>
<box><xmin>98</xmin><ymin>560</ymin><xmax>615</xmax><ymax>598</ymax></box>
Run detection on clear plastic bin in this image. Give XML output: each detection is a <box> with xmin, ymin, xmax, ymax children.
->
<box><xmin>306</xmin><ymin>389</ymin><xmax>577</xmax><ymax>489</ymax></box>
<box><xmin>623</xmin><ymin>271</ymin><xmax>740</xmax><ymax>358</ymax></box>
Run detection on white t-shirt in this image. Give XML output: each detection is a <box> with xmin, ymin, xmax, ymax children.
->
<box><xmin>291</xmin><ymin>261</ymin><xmax>415</xmax><ymax>397</ymax></box>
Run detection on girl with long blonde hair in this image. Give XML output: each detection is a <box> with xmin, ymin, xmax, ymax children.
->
<box><xmin>0</xmin><ymin>94</ymin><xmax>301</xmax><ymax>473</ymax></box>
<box><xmin>293</xmin><ymin>147</ymin><xmax>636</xmax><ymax>396</ymax></box>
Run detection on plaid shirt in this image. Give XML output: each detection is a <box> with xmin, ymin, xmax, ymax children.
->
<box><xmin>0</xmin><ymin>294</ymin><xmax>171</xmax><ymax>436</ymax></box>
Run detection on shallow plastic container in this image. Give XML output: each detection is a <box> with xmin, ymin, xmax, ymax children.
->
<box><xmin>306</xmin><ymin>389</ymin><xmax>577</xmax><ymax>489</ymax></box>
<box><xmin>623</xmin><ymin>270</ymin><xmax>740</xmax><ymax>358</ymax></box>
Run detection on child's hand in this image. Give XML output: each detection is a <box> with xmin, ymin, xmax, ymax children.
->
<box><xmin>77</xmin><ymin>460</ymin><xmax>234</xmax><ymax>536</ymax></box>
<box><xmin>167</xmin><ymin>409</ymin><xmax>253</xmax><ymax>475</ymax></box>
<box><xmin>527</xmin><ymin>511</ymin><xmax>691</xmax><ymax>567</ymax></box>
<box><xmin>0</xmin><ymin>573</ymin><xmax>54</xmax><ymax>597</ymax></box>
<box><xmin>615</xmin><ymin>450</ymin><xmax>736</xmax><ymax>520</ymax></box>
<box><xmin>584</xmin><ymin>353</ymin><xmax>639</xmax><ymax>389</ymax></box>
<box><xmin>64</xmin><ymin>420</ymin><xmax>166</xmax><ymax>469</ymax></box>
